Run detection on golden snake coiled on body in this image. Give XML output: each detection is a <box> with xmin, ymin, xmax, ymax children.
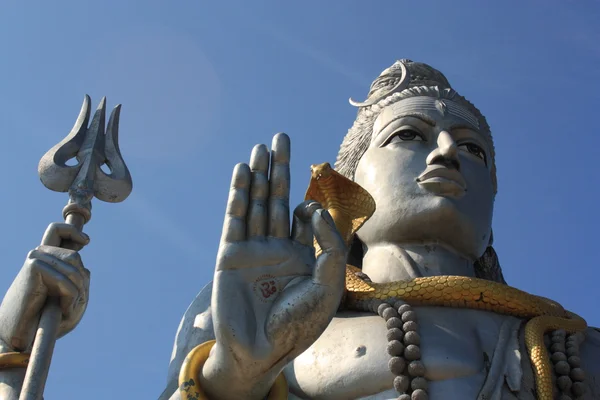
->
<box><xmin>306</xmin><ymin>162</ymin><xmax>587</xmax><ymax>400</ymax></box>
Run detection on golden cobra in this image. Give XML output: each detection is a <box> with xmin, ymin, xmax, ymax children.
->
<box><xmin>306</xmin><ymin>162</ymin><xmax>587</xmax><ymax>400</ymax></box>
<box><xmin>0</xmin><ymin>163</ymin><xmax>587</xmax><ymax>400</ymax></box>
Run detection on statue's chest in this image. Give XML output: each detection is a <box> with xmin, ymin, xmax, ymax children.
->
<box><xmin>286</xmin><ymin>308</ymin><xmax>508</xmax><ymax>399</ymax></box>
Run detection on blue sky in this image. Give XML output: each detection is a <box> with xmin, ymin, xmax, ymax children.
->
<box><xmin>0</xmin><ymin>1</ymin><xmax>599</xmax><ymax>398</ymax></box>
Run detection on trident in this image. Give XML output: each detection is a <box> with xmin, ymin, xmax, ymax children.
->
<box><xmin>19</xmin><ymin>96</ymin><xmax>133</xmax><ymax>400</ymax></box>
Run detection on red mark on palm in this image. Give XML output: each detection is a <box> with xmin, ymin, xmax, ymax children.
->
<box><xmin>260</xmin><ymin>280</ymin><xmax>277</xmax><ymax>298</ymax></box>
<box><xmin>253</xmin><ymin>275</ymin><xmax>279</xmax><ymax>302</ymax></box>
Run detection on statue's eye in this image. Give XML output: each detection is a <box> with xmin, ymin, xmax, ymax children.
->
<box><xmin>384</xmin><ymin>129</ymin><xmax>425</xmax><ymax>145</ymax></box>
<box><xmin>459</xmin><ymin>143</ymin><xmax>487</xmax><ymax>164</ymax></box>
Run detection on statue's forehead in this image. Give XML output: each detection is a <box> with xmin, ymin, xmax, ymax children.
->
<box><xmin>373</xmin><ymin>97</ymin><xmax>480</xmax><ymax>134</ymax></box>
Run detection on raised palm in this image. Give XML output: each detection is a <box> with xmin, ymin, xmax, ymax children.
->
<box><xmin>206</xmin><ymin>134</ymin><xmax>347</xmax><ymax>397</ymax></box>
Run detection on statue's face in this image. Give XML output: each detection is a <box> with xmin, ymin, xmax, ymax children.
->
<box><xmin>354</xmin><ymin>96</ymin><xmax>494</xmax><ymax>260</ymax></box>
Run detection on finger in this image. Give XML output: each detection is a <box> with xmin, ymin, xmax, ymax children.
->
<box><xmin>29</xmin><ymin>248</ymin><xmax>89</xmax><ymax>301</ymax></box>
<box><xmin>247</xmin><ymin>144</ymin><xmax>269</xmax><ymax>238</ymax></box>
<box><xmin>312</xmin><ymin>209</ymin><xmax>347</xmax><ymax>286</ymax></box>
<box><xmin>291</xmin><ymin>200</ymin><xmax>322</xmax><ymax>247</ymax></box>
<box><xmin>221</xmin><ymin>163</ymin><xmax>251</xmax><ymax>243</ymax></box>
<box><xmin>41</xmin><ymin>223</ymin><xmax>90</xmax><ymax>247</ymax></box>
<box><xmin>29</xmin><ymin>259</ymin><xmax>79</xmax><ymax>317</ymax></box>
<box><xmin>268</xmin><ymin>133</ymin><xmax>291</xmax><ymax>238</ymax></box>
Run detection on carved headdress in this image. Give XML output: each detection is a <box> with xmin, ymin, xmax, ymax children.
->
<box><xmin>336</xmin><ymin>59</ymin><xmax>505</xmax><ymax>284</ymax></box>
<box><xmin>349</xmin><ymin>59</ymin><xmax>452</xmax><ymax>107</ymax></box>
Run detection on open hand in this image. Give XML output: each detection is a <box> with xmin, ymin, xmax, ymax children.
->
<box><xmin>203</xmin><ymin>133</ymin><xmax>347</xmax><ymax>399</ymax></box>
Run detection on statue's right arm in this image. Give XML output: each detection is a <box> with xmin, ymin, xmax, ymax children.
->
<box><xmin>160</xmin><ymin>134</ymin><xmax>347</xmax><ymax>400</ymax></box>
<box><xmin>0</xmin><ymin>223</ymin><xmax>90</xmax><ymax>400</ymax></box>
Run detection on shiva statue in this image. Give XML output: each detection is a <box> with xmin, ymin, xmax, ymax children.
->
<box><xmin>0</xmin><ymin>60</ymin><xmax>598</xmax><ymax>400</ymax></box>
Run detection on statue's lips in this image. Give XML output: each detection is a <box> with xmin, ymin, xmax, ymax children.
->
<box><xmin>416</xmin><ymin>165</ymin><xmax>467</xmax><ymax>197</ymax></box>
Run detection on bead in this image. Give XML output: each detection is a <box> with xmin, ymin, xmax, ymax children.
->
<box><xmin>570</xmin><ymin>367</ymin><xmax>585</xmax><ymax>382</ymax></box>
<box><xmin>403</xmin><ymin>321</ymin><xmax>419</xmax><ymax>332</ymax></box>
<box><xmin>388</xmin><ymin>340</ymin><xmax>405</xmax><ymax>356</ymax></box>
<box><xmin>404</xmin><ymin>331</ymin><xmax>421</xmax><ymax>346</ymax></box>
<box><xmin>393</xmin><ymin>300</ymin><xmax>405</xmax><ymax>309</ymax></box>
<box><xmin>556</xmin><ymin>375</ymin><xmax>572</xmax><ymax>391</ymax></box>
<box><xmin>393</xmin><ymin>375</ymin><xmax>410</xmax><ymax>392</ymax></box>
<box><xmin>566</xmin><ymin>333</ymin><xmax>579</xmax><ymax>342</ymax></box>
<box><xmin>387</xmin><ymin>328</ymin><xmax>404</xmax><ymax>342</ymax></box>
<box><xmin>565</xmin><ymin>340</ymin><xmax>578</xmax><ymax>349</ymax></box>
<box><xmin>370</xmin><ymin>299</ymin><xmax>383</xmax><ymax>312</ymax></box>
<box><xmin>411</xmin><ymin>376</ymin><xmax>428</xmax><ymax>391</ymax></box>
<box><xmin>552</xmin><ymin>352</ymin><xmax>567</xmax><ymax>362</ymax></box>
<box><xmin>387</xmin><ymin>317</ymin><xmax>403</xmax><ymax>329</ymax></box>
<box><xmin>401</xmin><ymin>310</ymin><xmax>418</xmax><ymax>323</ymax></box>
<box><xmin>405</xmin><ymin>344</ymin><xmax>421</xmax><ymax>360</ymax></box>
<box><xmin>555</xmin><ymin>360</ymin><xmax>571</xmax><ymax>376</ymax></box>
<box><xmin>411</xmin><ymin>389</ymin><xmax>429</xmax><ymax>400</ymax></box>
<box><xmin>567</xmin><ymin>356</ymin><xmax>581</xmax><ymax>368</ymax></box>
<box><xmin>407</xmin><ymin>360</ymin><xmax>426</xmax><ymax>377</ymax></box>
<box><xmin>398</xmin><ymin>394</ymin><xmax>411</xmax><ymax>400</ymax></box>
<box><xmin>572</xmin><ymin>381</ymin><xmax>586</xmax><ymax>396</ymax></box>
<box><xmin>383</xmin><ymin>307</ymin><xmax>400</xmax><ymax>321</ymax></box>
<box><xmin>378</xmin><ymin>303</ymin><xmax>392</xmax><ymax>316</ymax></box>
<box><xmin>552</xmin><ymin>329</ymin><xmax>567</xmax><ymax>338</ymax></box>
<box><xmin>551</xmin><ymin>334</ymin><xmax>565</xmax><ymax>343</ymax></box>
<box><xmin>566</xmin><ymin>347</ymin><xmax>579</xmax><ymax>357</ymax></box>
<box><xmin>551</xmin><ymin>343</ymin><xmax>566</xmax><ymax>353</ymax></box>
<box><xmin>388</xmin><ymin>356</ymin><xmax>406</xmax><ymax>375</ymax></box>
<box><xmin>397</xmin><ymin>304</ymin><xmax>412</xmax><ymax>314</ymax></box>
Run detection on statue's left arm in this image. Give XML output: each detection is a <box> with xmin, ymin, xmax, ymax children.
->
<box><xmin>580</xmin><ymin>327</ymin><xmax>600</xmax><ymax>398</ymax></box>
<box><xmin>158</xmin><ymin>283</ymin><xmax>215</xmax><ymax>400</ymax></box>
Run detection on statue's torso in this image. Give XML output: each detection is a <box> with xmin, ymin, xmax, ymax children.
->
<box><xmin>286</xmin><ymin>308</ymin><xmax>525</xmax><ymax>400</ymax></box>
<box><xmin>164</xmin><ymin>283</ymin><xmax>600</xmax><ymax>400</ymax></box>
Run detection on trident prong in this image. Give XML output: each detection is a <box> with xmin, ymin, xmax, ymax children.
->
<box><xmin>38</xmin><ymin>95</ymin><xmax>132</xmax><ymax>221</ymax></box>
<box><xmin>20</xmin><ymin>96</ymin><xmax>133</xmax><ymax>400</ymax></box>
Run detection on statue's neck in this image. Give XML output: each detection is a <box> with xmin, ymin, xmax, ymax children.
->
<box><xmin>360</xmin><ymin>243</ymin><xmax>475</xmax><ymax>283</ymax></box>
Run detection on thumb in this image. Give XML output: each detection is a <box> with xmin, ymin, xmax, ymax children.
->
<box><xmin>311</xmin><ymin>209</ymin><xmax>347</xmax><ymax>287</ymax></box>
<box><xmin>41</xmin><ymin>223</ymin><xmax>90</xmax><ymax>249</ymax></box>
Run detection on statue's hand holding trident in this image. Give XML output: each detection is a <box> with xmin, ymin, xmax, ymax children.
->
<box><xmin>0</xmin><ymin>96</ymin><xmax>132</xmax><ymax>400</ymax></box>
<box><xmin>196</xmin><ymin>134</ymin><xmax>348</xmax><ymax>400</ymax></box>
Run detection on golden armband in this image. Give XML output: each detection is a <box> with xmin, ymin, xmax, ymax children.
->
<box><xmin>179</xmin><ymin>340</ymin><xmax>288</xmax><ymax>400</ymax></box>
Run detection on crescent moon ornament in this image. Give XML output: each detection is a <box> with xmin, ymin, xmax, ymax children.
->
<box><xmin>349</xmin><ymin>61</ymin><xmax>411</xmax><ymax>107</ymax></box>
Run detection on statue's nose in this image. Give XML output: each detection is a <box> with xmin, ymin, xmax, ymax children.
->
<box><xmin>426</xmin><ymin>131</ymin><xmax>460</xmax><ymax>170</ymax></box>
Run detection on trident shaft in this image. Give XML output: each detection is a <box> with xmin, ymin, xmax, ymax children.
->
<box><xmin>19</xmin><ymin>96</ymin><xmax>133</xmax><ymax>400</ymax></box>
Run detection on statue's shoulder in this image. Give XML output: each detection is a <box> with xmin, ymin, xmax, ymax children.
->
<box><xmin>158</xmin><ymin>282</ymin><xmax>215</xmax><ymax>400</ymax></box>
<box><xmin>580</xmin><ymin>326</ymin><xmax>600</xmax><ymax>398</ymax></box>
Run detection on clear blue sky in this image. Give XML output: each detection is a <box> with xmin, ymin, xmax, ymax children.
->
<box><xmin>1</xmin><ymin>1</ymin><xmax>599</xmax><ymax>398</ymax></box>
